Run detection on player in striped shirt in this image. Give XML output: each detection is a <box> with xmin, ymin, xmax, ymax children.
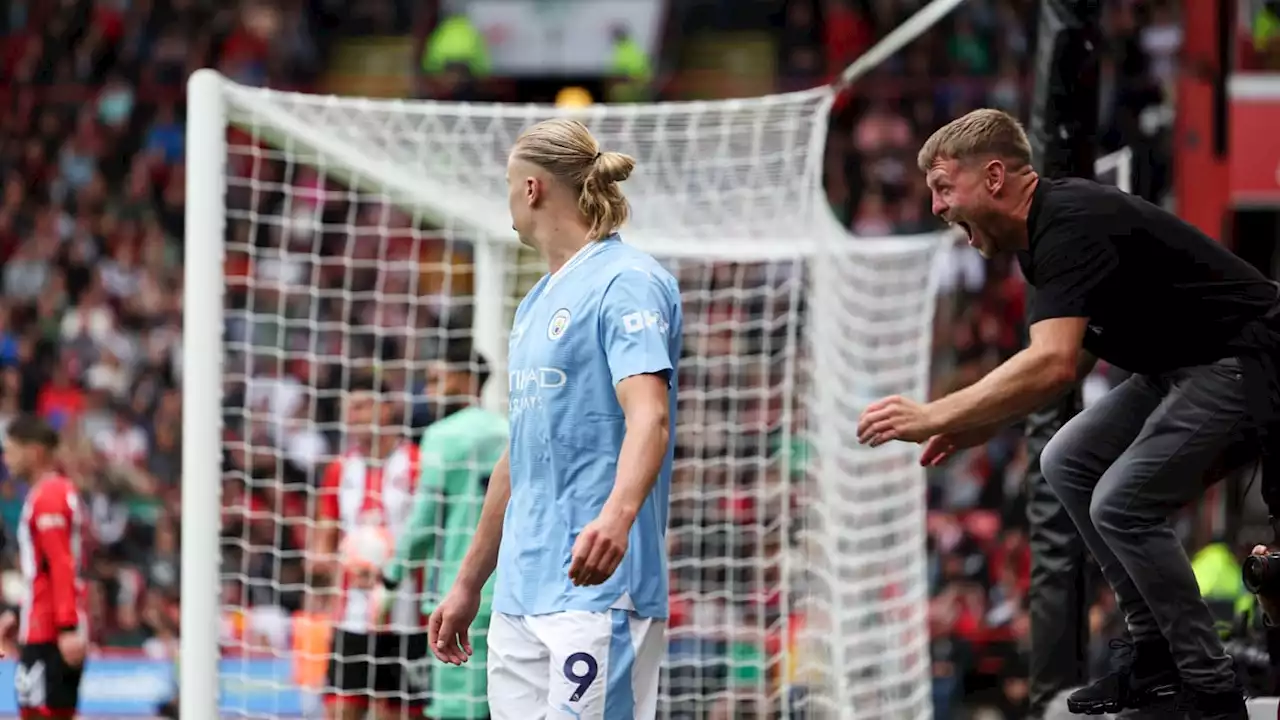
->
<box><xmin>429</xmin><ymin>119</ymin><xmax>683</xmax><ymax>720</ymax></box>
<box><xmin>311</xmin><ymin>377</ymin><xmax>428</xmax><ymax>719</ymax></box>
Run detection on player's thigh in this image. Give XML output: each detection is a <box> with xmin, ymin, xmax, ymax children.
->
<box><xmin>15</xmin><ymin>642</ymin><xmax>82</xmax><ymax>715</ymax></box>
<box><xmin>487</xmin><ymin>612</ymin><xmax>551</xmax><ymax>720</ymax></box>
<box><xmin>530</xmin><ymin>609</ymin><xmax>666</xmax><ymax>720</ymax></box>
<box><xmin>371</xmin><ymin>632</ymin><xmax>430</xmax><ymax>716</ymax></box>
<box><xmin>1094</xmin><ymin>358</ymin><xmax>1251</xmax><ymax>519</ymax></box>
<box><xmin>626</xmin><ymin>615</ymin><xmax>666</xmax><ymax>720</ymax></box>
<box><xmin>1040</xmin><ymin>373</ymin><xmax>1165</xmax><ymax>493</ymax></box>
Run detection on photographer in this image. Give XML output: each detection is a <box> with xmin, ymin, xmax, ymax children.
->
<box><xmin>1249</xmin><ymin>546</ymin><xmax>1276</xmax><ymax>617</ymax></box>
<box><xmin>1241</xmin><ymin>445</ymin><xmax>1280</xmax><ymax>695</ymax></box>
<box><xmin>1245</xmin><ymin>456</ymin><xmax>1280</xmax><ymax>630</ymax></box>
<box><xmin>1247</xmin><ymin>545</ymin><xmax>1280</xmax><ymax>627</ymax></box>
<box><xmin>1244</xmin><ymin>543</ymin><xmax>1280</xmax><ymax>697</ymax></box>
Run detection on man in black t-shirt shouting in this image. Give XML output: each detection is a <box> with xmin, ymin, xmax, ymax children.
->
<box><xmin>857</xmin><ymin>108</ymin><xmax>1280</xmax><ymax>720</ymax></box>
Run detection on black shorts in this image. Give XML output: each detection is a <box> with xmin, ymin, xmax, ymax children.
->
<box><xmin>325</xmin><ymin>630</ymin><xmax>429</xmax><ymax>707</ymax></box>
<box><xmin>14</xmin><ymin>642</ymin><xmax>83</xmax><ymax>714</ymax></box>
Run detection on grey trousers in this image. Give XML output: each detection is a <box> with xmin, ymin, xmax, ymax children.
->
<box><xmin>1025</xmin><ymin>392</ymin><xmax>1090</xmax><ymax>716</ymax></box>
<box><xmin>1040</xmin><ymin>357</ymin><xmax>1250</xmax><ymax>694</ymax></box>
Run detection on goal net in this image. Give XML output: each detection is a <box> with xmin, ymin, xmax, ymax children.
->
<box><xmin>183</xmin><ymin>69</ymin><xmax>943</xmax><ymax>720</ymax></box>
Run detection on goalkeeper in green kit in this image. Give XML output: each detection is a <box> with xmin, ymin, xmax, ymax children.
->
<box><xmin>379</xmin><ymin>344</ymin><xmax>505</xmax><ymax>720</ymax></box>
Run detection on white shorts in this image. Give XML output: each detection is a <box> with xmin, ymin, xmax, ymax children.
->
<box><xmin>487</xmin><ymin>609</ymin><xmax>665</xmax><ymax>720</ymax></box>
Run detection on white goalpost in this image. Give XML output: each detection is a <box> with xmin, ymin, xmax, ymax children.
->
<box><xmin>181</xmin><ymin>64</ymin><xmax>1135</xmax><ymax>720</ymax></box>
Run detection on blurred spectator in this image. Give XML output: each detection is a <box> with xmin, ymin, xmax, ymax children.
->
<box><xmin>607</xmin><ymin>25</ymin><xmax>653</xmax><ymax>102</ymax></box>
<box><xmin>421</xmin><ymin>13</ymin><xmax>489</xmax><ymax>101</ymax></box>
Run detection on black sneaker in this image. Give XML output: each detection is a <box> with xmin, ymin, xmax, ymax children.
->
<box><xmin>1067</xmin><ymin>638</ymin><xmax>1181</xmax><ymax>715</ymax></box>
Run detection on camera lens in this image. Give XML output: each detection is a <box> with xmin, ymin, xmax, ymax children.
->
<box><xmin>1244</xmin><ymin>554</ymin><xmax>1269</xmax><ymax>594</ymax></box>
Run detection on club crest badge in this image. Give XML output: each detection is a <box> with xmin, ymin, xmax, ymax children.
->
<box><xmin>548</xmin><ymin>309</ymin><xmax>571</xmax><ymax>340</ymax></box>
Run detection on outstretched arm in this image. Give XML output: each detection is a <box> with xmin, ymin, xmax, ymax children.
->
<box><xmin>927</xmin><ymin>317</ymin><xmax>1091</xmax><ymax>434</ymax></box>
<box><xmin>928</xmin><ymin>215</ymin><xmax>1114</xmax><ymax>434</ymax></box>
<box><xmin>860</xmin><ymin>210</ymin><xmax>1117</xmax><ymax>447</ymax></box>
<box><xmin>858</xmin><ymin>318</ymin><xmax>1091</xmax><ymax>445</ymax></box>
<box><xmin>918</xmin><ymin>352</ymin><xmax>1095</xmax><ymax>465</ymax></box>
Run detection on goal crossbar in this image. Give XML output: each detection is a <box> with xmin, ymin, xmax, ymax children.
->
<box><xmin>214</xmin><ymin>74</ymin><xmax>940</xmax><ymax>259</ymax></box>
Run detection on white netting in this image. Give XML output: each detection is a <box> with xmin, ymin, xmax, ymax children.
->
<box><xmin>218</xmin><ymin>84</ymin><xmax>843</xmax><ymax>255</ymax></box>
<box><xmin>185</xmin><ymin>70</ymin><xmax>941</xmax><ymax>720</ymax></box>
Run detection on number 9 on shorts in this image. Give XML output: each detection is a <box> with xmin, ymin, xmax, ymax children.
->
<box><xmin>486</xmin><ymin>609</ymin><xmax>665</xmax><ymax>720</ymax></box>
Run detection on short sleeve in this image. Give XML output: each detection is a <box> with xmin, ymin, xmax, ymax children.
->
<box><xmin>1028</xmin><ymin>216</ymin><xmax>1119</xmax><ymax>324</ymax></box>
<box><xmin>599</xmin><ymin>269</ymin><xmax>676</xmax><ymax>387</ymax></box>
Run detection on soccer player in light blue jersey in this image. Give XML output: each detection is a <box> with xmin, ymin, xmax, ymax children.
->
<box><xmin>427</xmin><ymin>118</ymin><xmax>682</xmax><ymax>720</ymax></box>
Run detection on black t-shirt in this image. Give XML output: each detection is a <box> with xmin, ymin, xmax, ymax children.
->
<box><xmin>1020</xmin><ymin>177</ymin><xmax>1280</xmax><ymax>375</ymax></box>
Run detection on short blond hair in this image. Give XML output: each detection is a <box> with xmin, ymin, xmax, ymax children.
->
<box><xmin>916</xmin><ymin>109</ymin><xmax>1033</xmax><ymax>173</ymax></box>
<box><xmin>513</xmin><ymin>119</ymin><xmax>636</xmax><ymax>241</ymax></box>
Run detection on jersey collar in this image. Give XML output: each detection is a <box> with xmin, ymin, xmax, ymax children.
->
<box><xmin>546</xmin><ymin>234</ymin><xmax>618</xmax><ymax>291</ymax></box>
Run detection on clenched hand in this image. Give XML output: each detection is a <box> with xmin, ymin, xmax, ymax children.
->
<box><xmin>568</xmin><ymin>514</ymin><xmax>630</xmax><ymax>587</ymax></box>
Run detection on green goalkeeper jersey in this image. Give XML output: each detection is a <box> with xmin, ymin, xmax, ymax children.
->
<box><xmin>384</xmin><ymin>406</ymin><xmax>507</xmax><ymax>719</ymax></box>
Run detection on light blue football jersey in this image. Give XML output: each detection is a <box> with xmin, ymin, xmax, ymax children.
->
<box><xmin>497</xmin><ymin>234</ymin><xmax>682</xmax><ymax>619</ymax></box>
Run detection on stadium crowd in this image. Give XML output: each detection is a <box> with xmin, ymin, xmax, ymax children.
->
<box><xmin>0</xmin><ymin>0</ymin><xmax>339</xmax><ymax>661</ymax></box>
<box><xmin>0</xmin><ymin>0</ymin><xmax>1224</xmax><ymax>717</ymax></box>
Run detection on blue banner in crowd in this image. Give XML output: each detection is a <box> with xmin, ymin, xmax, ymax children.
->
<box><xmin>0</xmin><ymin>656</ymin><xmax>303</xmax><ymax>716</ymax></box>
